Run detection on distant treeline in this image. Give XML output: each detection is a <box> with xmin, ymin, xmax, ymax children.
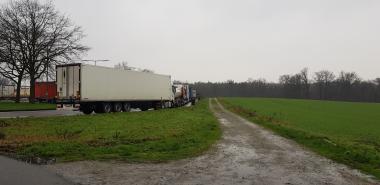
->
<box><xmin>191</xmin><ymin>68</ymin><xmax>380</xmax><ymax>103</ymax></box>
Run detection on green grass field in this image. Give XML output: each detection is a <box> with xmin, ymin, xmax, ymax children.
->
<box><xmin>220</xmin><ymin>97</ymin><xmax>380</xmax><ymax>179</ymax></box>
<box><xmin>0</xmin><ymin>102</ymin><xmax>55</xmax><ymax>111</ymax></box>
<box><xmin>0</xmin><ymin>100</ymin><xmax>221</xmax><ymax>162</ymax></box>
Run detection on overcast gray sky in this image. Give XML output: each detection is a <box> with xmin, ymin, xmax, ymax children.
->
<box><xmin>9</xmin><ymin>0</ymin><xmax>380</xmax><ymax>82</ymax></box>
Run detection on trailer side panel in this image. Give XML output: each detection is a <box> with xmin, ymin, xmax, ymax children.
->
<box><xmin>80</xmin><ymin>65</ymin><xmax>173</xmax><ymax>101</ymax></box>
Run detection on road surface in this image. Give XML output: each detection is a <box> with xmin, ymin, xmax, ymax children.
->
<box><xmin>0</xmin><ymin>102</ymin><xmax>192</xmax><ymax>119</ymax></box>
<box><xmin>0</xmin><ymin>107</ymin><xmax>156</xmax><ymax>118</ymax></box>
<box><xmin>0</xmin><ymin>156</ymin><xmax>72</xmax><ymax>185</ymax></box>
<box><xmin>0</xmin><ymin>110</ymin><xmax>82</xmax><ymax>118</ymax></box>
<box><xmin>48</xmin><ymin>99</ymin><xmax>378</xmax><ymax>185</ymax></box>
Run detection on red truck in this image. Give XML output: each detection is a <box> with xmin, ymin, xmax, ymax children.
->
<box><xmin>35</xmin><ymin>82</ymin><xmax>57</xmax><ymax>103</ymax></box>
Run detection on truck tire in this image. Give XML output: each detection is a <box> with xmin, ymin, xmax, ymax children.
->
<box><xmin>82</xmin><ymin>107</ymin><xmax>93</xmax><ymax>115</ymax></box>
<box><xmin>122</xmin><ymin>103</ymin><xmax>131</xmax><ymax>112</ymax></box>
<box><xmin>95</xmin><ymin>103</ymin><xmax>112</xmax><ymax>113</ymax></box>
<box><xmin>81</xmin><ymin>104</ymin><xmax>94</xmax><ymax>115</ymax></box>
<box><xmin>94</xmin><ymin>104</ymin><xmax>103</xmax><ymax>114</ymax></box>
<box><xmin>191</xmin><ymin>99</ymin><xmax>196</xmax><ymax>105</ymax></box>
<box><xmin>113</xmin><ymin>103</ymin><xmax>122</xmax><ymax>112</ymax></box>
<box><xmin>81</xmin><ymin>105</ymin><xmax>94</xmax><ymax>114</ymax></box>
<box><xmin>102</xmin><ymin>103</ymin><xmax>112</xmax><ymax>113</ymax></box>
<box><xmin>155</xmin><ymin>102</ymin><xmax>167</xmax><ymax>110</ymax></box>
<box><xmin>154</xmin><ymin>102</ymin><xmax>162</xmax><ymax>110</ymax></box>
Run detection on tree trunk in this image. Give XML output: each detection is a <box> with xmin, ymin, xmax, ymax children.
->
<box><xmin>15</xmin><ymin>77</ymin><xmax>22</xmax><ymax>103</ymax></box>
<box><xmin>29</xmin><ymin>75</ymin><xmax>36</xmax><ymax>103</ymax></box>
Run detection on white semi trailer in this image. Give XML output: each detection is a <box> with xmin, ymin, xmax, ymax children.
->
<box><xmin>56</xmin><ymin>63</ymin><xmax>174</xmax><ymax>114</ymax></box>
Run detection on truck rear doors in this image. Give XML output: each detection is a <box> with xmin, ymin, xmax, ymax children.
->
<box><xmin>56</xmin><ymin>64</ymin><xmax>81</xmax><ymax>100</ymax></box>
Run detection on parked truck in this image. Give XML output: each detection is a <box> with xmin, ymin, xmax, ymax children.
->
<box><xmin>172</xmin><ymin>84</ymin><xmax>198</xmax><ymax>106</ymax></box>
<box><xmin>189</xmin><ymin>88</ymin><xmax>197</xmax><ymax>105</ymax></box>
<box><xmin>56</xmin><ymin>63</ymin><xmax>175</xmax><ymax>114</ymax></box>
<box><xmin>173</xmin><ymin>84</ymin><xmax>190</xmax><ymax>107</ymax></box>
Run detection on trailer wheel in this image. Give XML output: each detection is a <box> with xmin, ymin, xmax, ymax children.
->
<box><xmin>113</xmin><ymin>103</ymin><xmax>122</xmax><ymax>112</ymax></box>
<box><xmin>81</xmin><ymin>104</ymin><xmax>94</xmax><ymax>115</ymax></box>
<box><xmin>102</xmin><ymin>103</ymin><xmax>112</xmax><ymax>113</ymax></box>
<box><xmin>122</xmin><ymin>103</ymin><xmax>131</xmax><ymax>112</ymax></box>
<box><xmin>82</xmin><ymin>107</ymin><xmax>93</xmax><ymax>115</ymax></box>
<box><xmin>95</xmin><ymin>103</ymin><xmax>111</xmax><ymax>113</ymax></box>
<box><xmin>154</xmin><ymin>102</ymin><xmax>164</xmax><ymax>110</ymax></box>
<box><xmin>191</xmin><ymin>99</ymin><xmax>196</xmax><ymax>105</ymax></box>
<box><xmin>94</xmin><ymin>104</ymin><xmax>103</xmax><ymax>114</ymax></box>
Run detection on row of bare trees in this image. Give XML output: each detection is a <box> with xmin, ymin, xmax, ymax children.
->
<box><xmin>192</xmin><ymin>69</ymin><xmax>380</xmax><ymax>103</ymax></box>
<box><xmin>279</xmin><ymin>68</ymin><xmax>310</xmax><ymax>99</ymax></box>
<box><xmin>0</xmin><ymin>0</ymin><xmax>88</xmax><ymax>102</ymax></box>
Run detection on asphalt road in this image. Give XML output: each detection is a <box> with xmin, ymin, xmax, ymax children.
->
<box><xmin>0</xmin><ymin>106</ymin><xmax>184</xmax><ymax>119</ymax></box>
<box><xmin>0</xmin><ymin>110</ymin><xmax>82</xmax><ymax>118</ymax></box>
<box><xmin>0</xmin><ymin>156</ymin><xmax>73</xmax><ymax>185</ymax></box>
<box><xmin>0</xmin><ymin>101</ymin><xmax>193</xmax><ymax>118</ymax></box>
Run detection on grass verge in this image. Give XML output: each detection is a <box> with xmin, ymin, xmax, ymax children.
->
<box><xmin>0</xmin><ymin>102</ymin><xmax>55</xmax><ymax>112</ymax></box>
<box><xmin>219</xmin><ymin>97</ymin><xmax>380</xmax><ymax>179</ymax></box>
<box><xmin>0</xmin><ymin>100</ymin><xmax>221</xmax><ymax>162</ymax></box>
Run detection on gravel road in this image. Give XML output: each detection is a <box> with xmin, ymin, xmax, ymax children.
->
<box><xmin>48</xmin><ymin>99</ymin><xmax>379</xmax><ymax>185</ymax></box>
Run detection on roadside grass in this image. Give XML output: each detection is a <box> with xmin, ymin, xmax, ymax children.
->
<box><xmin>0</xmin><ymin>100</ymin><xmax>221</xmax><ymax>163</ymax></box>
<box><xmin>0</xmin><ymin>102</ymin><xmax>55</xmax><ymax>112</ymax></box>
<box><xmin>219</xmin><ymin>97</ymin><xmax>380</xmax><ymax>179</ymax></box>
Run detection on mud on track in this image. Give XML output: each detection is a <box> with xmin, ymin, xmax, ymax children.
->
<box><xmin>48</xmin><ymin>99</ymin><xmax>378</xmax><ymax>185</ymax></box>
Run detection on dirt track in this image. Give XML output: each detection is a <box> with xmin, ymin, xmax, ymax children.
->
<box><xmin>48</xmin><ymin>99</ymin><xmax>379</xmax><ymax>185</ymax></box>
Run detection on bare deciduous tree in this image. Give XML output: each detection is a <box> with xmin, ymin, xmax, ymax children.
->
<box><xmin>0</xmin><ymin>30</ymin><xmax>27</xmax><ymax>102</ymax></box>
<box><xmin>337</xmin><ymin>71</ymin><xmax>360</xmax><ymax>85</ymax></box>
<box><xmin>314</xmin><ymin>70</ymin><xmax>335</xmax><ymax>99</ymax></box>
<box><xmin>0</xmin><ymin>75</ymin><xmax>10</xmax><ymax>86</ymax></box>
<box><xmin>0</xmin><ymin>0</ymin><xmax>89</xmax><ymax>102</ymax></box>
<box><xmin>0</xmin><ymin>62</ymin><xmax>25</xmax><ymax>102</ymax></box>
<box><xmin>374</xmin><ymin>78</ymin><xmax>380</xmax><ymax>87</ymax></box>
<box><xmin>279</xmin><ymin>75</ymin><xmax>291</xmax><ymax>85</ymax></box>
<box><xmin>299</xmin><ymin>68</ymin><xmax>309</xmax><ymax>98</ymax></box>
<box><xmin>279</xmin><ymin>68</ymin><xmax>309</xmax><ymax>99</ymax></box>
